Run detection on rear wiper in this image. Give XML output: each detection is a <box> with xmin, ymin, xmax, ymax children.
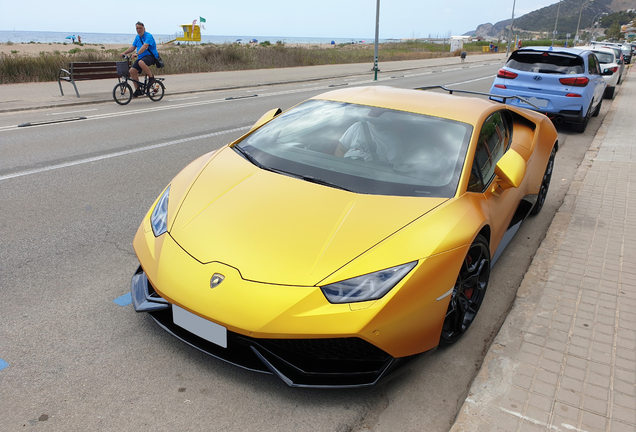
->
<box><xmin>537</xmin><ymin>69</ymin><xmax>565</xmax><ymax>74</ymax></box>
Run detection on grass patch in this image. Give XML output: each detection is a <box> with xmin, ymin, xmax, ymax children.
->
<box><xmin>0</xmin><ymin>41</ymin><xmax>493</xmax><ymax>84</ymax></box>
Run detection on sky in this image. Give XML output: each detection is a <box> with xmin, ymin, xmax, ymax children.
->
<box><xmin>1</xmin><ymin>0</ymin><xmax>560</xmax><ymax>39</ymax></box>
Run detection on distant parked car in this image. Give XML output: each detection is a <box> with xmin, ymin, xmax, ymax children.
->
<box><xmin>573</xmin><ymin>46</ymin><xmax>620</xmax><ymax>99</ymax></box>
<box><xmin>490</xmin><ymin>46</ymin><xmax>606</xmax><ymax>133</ymax></box>
<box><xmin>591</xmin><ymin>42</ymin><xmax>626</xmax><ymax>79</ymax></box>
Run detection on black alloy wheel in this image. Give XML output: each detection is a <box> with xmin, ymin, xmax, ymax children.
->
<box><xmin>440</xmin><ymin>234</ymin><xmax>490</xmax><ymax>346</ymax></box>
<box><xmin>531</xmin><ymin>145</ymin><xmax>556</xmax><ymax>215</ymax></box>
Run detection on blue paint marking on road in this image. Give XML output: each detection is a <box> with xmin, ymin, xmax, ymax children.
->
<box><xmin>114</xmin><ymin>292</ymin><xmax>132</xmax><ymax>307</ymax></box>
<box><xmin>0</xmin><ymin>359</ymin><xmax>8</xmax><ymax>371</ymax></box>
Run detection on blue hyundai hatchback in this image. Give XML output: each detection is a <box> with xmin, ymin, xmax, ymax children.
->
<box><xmin>490</xmin><ymin>46</ymin><xmax>606</xmax><ymax>133</ymax></box>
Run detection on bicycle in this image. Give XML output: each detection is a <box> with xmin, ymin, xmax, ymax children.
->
<box><xmin>113</xmin><ymin>56</ymin><xmax>165</xmax><ymax>105</ymax></box>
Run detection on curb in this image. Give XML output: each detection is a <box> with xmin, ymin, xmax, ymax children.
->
<box><xmin>449</xmin><ymin>67</ymin><xmax>629</xmax><ymax>431</ymax></box>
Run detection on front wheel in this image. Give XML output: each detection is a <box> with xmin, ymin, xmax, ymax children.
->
<box><xmin>113</xmin><ymin>82</ymin><xmax>133</xmax><ymax>105</ymax></box>
<box><xmin>148</xmin><ymin>80</ymin><xmax>165</xmax><ymax>102</ymax></box>
<box><xmin>440</xmin><ymin>234</ymin><xmax>490</xmax><ymax>346</ymax></box>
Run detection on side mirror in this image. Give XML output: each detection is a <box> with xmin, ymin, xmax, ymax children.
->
<box><xmin>492</xmin><ymin>149</ymin><xmax>526</xmax><ymax>193</ymax></box>
<box><xmin>250</xmin><ymin>108</ymin><xmax>282</xmax><ymax>132</ymax></box>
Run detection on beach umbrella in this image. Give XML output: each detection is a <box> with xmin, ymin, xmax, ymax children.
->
<box><xmin>250</xmin><ymin>39</ymin><xmax>258</xmax><ymax>43</ymax></box>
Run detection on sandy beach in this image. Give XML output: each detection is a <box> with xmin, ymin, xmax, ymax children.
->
<box><xmin>0</xmin><ymin>40</ymin><xmax>355</xmax><ymax>57</ymax></box>
<box><xmin>0</xmin><ymin>42</ymin><xmax>130</xmax><ymax>56</ymax></box>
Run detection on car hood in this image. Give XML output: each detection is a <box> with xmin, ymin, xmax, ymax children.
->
<box><xmin>169</xmin><ymin>147</ymin><xmax>447</xmax><ymax>286</ymax></box>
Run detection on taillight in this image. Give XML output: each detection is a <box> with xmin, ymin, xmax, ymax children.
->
<box><xmin>610</xmin><ymin>66</ymin><xmax>619</xmax><ymax>73</ymax></box>
<box><xmin>494</xmin><ymin>84</ymin><xmax>506</xmax><ymax>89</ymax></box>
<box><xmin>566</xmin><ymin>93</ymin><xmax>582</xmax><ymax>97</ymax></box>
<box><xmin>559</xmin><ymin>77</ymin><xmax>589</xmax><ymax>87</ymax></box>
<box><xmin>497</xmin><ymin>69</ymin><xmax>518</xmax><ymax>79</ymax></box>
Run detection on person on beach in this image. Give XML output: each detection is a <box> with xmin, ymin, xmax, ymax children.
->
<box><xmin>121</xmin><ymin>21</ymin><xmax>159</xmax><ymax>97</ymax></box>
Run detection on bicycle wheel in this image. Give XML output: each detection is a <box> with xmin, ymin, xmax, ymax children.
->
<box><xmin>113</xmin><ymin>82</ymin><xmax>133</xmax><ymax>105</ymax></box>
<box><xmin>148</xmin><ymin>80</ymin><xmax>165</xmax><ymax>102</ymax></box>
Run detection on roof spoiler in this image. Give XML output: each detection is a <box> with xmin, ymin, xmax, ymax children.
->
<box><xmin>414</xmin><ymin>86</ymin><xmax>541</xmax><ymax>110</ymax></box>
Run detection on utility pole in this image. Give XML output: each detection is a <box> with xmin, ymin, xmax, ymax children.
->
<box><xmin>552</xmin><ymin>0</ymin><xmax>562</xmax><ymax>46</ymax></box>
<box><xmin>506</xmin><ymin>0</ymin><xmax>517</xmax><ymax>57</ymax></box>
<box><xmin>374</xmin><ymin>0</ymin><xmax>380</xmax><ymax>81</ymax></box>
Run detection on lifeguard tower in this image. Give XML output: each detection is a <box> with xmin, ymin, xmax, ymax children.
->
<box><xmin>164</xmin><ymin>24</ymin><xmax>201</xmax><ymax>44</ymax></box>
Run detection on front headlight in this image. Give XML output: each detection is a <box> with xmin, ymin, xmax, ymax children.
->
<box><xmin>320</xmin><ymin>261</ymin><xmax>417</xmax><ymax>304</ymax></box>
<box><xmin>150</xmin><ymin>186</ymin><xmax>170</xmax><ymax>237</ymax></box>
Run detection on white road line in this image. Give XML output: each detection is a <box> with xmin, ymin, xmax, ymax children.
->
<box><xmin>167</xmin><ymin>96</ymin><xmax>199</xmax><ymax>101</ymax></box>
<box><xmin>446</xmin><ymin>75</ymin><xmax>495</xmax><ymax>86</ymax></box>
<box><xmin>47</xmin><ymin>108</ymin><xmax>99</xmax><ymax>116</ymax></box>
<box><xmin>0</xmin><ymin>126</ymin><xmax>250</xmax><ymax>182</ymax></box>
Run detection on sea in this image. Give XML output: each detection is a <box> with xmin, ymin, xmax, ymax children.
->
<box><xmin>0</xmin><ymin>30</ymin><xmax>380</xmax><ymax>45</ymax></box>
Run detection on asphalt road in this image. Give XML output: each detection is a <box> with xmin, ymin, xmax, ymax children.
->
<box><xmin>0</xmin><ymin>62</ymin><xmax>611</xmax><ymax>431</ymax></box>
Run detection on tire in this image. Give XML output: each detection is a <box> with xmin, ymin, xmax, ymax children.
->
<box><xmin>571</xmin><ymin>104</ymin><xmax>591</xmax><ymax>133</ymax></box>
<box><xmin>531</xmin><ymin>145</ymin><xmax>556</xmax><ymax>216</ymax></box>
<box><xmin>148</xmin><ymin>80</ymin><xmax>165</xmax><ymax>102</ymax></box>
<box><xmin>113</xmin><ymin>82</ymin><xmax>133</xmax><ymax>105</ymax></box>
<box><xmin>604</xmin><ymin>86</ymin><xmax>615</xmax><ymax>100</ymax></box>
<box><xmin>439</xmin><ymin>234</ymin><xmax>490</xmax><ymax>346</ymax></box>
<box><xmin>593</xmin><ymin>98</ymin><xmax>602</xmax><ymax>117</ymax></box>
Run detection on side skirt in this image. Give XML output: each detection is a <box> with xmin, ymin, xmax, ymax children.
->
<box><xmin>491</xmin><ymin>197</ymin><xmax>535</xmax><ymax>266</ymax></box>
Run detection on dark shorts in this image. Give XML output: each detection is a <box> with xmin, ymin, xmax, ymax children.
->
<box><xmin>132</xmin><ymin>55</ymin><xmax>156</xmax><ymax>72</ymax></box>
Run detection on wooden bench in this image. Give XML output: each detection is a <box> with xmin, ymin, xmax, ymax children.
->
<box><xmin>58</xmin><ymin>61</ymin><xmax>124</xmax><ymax>98</ymax></box>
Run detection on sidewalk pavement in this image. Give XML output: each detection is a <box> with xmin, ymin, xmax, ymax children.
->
<box><xmin>0</xmin><ymin>53</ymin><xmax>506</xmax><ymax>113</ymax></box>
<box><xmin>451</xmin><ymin>66</ymin><xmax>636</xmax><ymax>432</ymax></box>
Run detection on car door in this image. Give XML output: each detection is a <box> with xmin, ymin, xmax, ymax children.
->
<box><xmin>587</xmin><ymin>53</ymin><xmax>605</xmax><ymax>108</ymax></box>
<box><xmin>467</xmin><ymin>111</ymin><xmax>524</xmax><ymax>255</ymax></box>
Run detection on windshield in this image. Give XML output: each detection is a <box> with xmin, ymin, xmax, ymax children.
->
<box><xmin>507</xmin><ymin>50</ymin><xmax>585</xmax><ymax>74</ymax></box>
<box><xmin>235</xmin><ymin>100</ymin><xmax>472</xmax><ymax>197</ymax></box>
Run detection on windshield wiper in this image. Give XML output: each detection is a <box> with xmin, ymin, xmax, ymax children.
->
<box><xmin>233</xmin><ymin>145</ymin><xmax>359</xmax><ymax>192</ymax></box>
<box><xmin>296</xmin><ymin>174</ymin><xmax>359</xmax><ymax>192</ymax></box>
<box><xmin>233</xmin><ymin>145</ymin><xmax>267</xmax><ymax>169</ymax></box>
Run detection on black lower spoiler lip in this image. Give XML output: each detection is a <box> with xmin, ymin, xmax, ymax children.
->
<box><xmin>131</xmin><ymin>266</ymin><xmax>421</xmax><ymax>388</ymax></box>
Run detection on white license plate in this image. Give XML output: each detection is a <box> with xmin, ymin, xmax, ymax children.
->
<box><xmin>522</xmin><ymin>97</ymin><xmax>549</xmax><ymax>108</ymax></box>
<box><xmin>173</xmin><ymin>305</ymin><xmax>227</xmax><ymax>348</ymax></box>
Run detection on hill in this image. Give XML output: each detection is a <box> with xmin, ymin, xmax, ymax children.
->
<box><xmin>467</xmin><ymin>0</ymin><xmax>636</xmax><ymax>39</ymax></box>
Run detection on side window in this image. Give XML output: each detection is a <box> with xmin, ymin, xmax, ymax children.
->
<box><xmin>467</xmin><ymin>112</ymin><xmax>510</xmax><ymax>193</ymax></box>
<box><xmin>588</xmin><ymin>54</ymin><xmax>600</xmax><ymax>75</ymax></box>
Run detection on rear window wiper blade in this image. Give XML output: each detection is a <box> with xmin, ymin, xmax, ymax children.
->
<box><xmin>537</xmin><ymin>69</ymin><xmax>566</xmax><ymax>74</ymax></box>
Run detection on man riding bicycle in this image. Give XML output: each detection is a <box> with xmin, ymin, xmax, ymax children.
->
<box><xmin>121</xmin><ymin>22</ymin><xmax>159</xmax><ymax>97</ymax></box>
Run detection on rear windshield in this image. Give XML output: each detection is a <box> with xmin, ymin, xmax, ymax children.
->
<box><xmin>506</xmin><ymin>50</ymin><xmax>584</xmax><ymax>74</ymax></box>
<box><xmin>594</xmin><ymin>51</ymin><xmax>615</xmax><ymax>64</ymax></box>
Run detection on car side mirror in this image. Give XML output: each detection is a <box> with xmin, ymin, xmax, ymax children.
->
<box><xmin>492</xmin><ymin>149</ymin><xmax>526</xmax><ymax>194</ymax></box>
<box><xmin>250</xmin><ymin>108</ymin><xmax>282</xmax><ymax>132</ymax></box>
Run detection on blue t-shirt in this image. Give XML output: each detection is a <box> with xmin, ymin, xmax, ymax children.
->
<box><xmin>133</xmin><ymin>32</ymin><xmax>159</xmax><ymax>59</ymax></box>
